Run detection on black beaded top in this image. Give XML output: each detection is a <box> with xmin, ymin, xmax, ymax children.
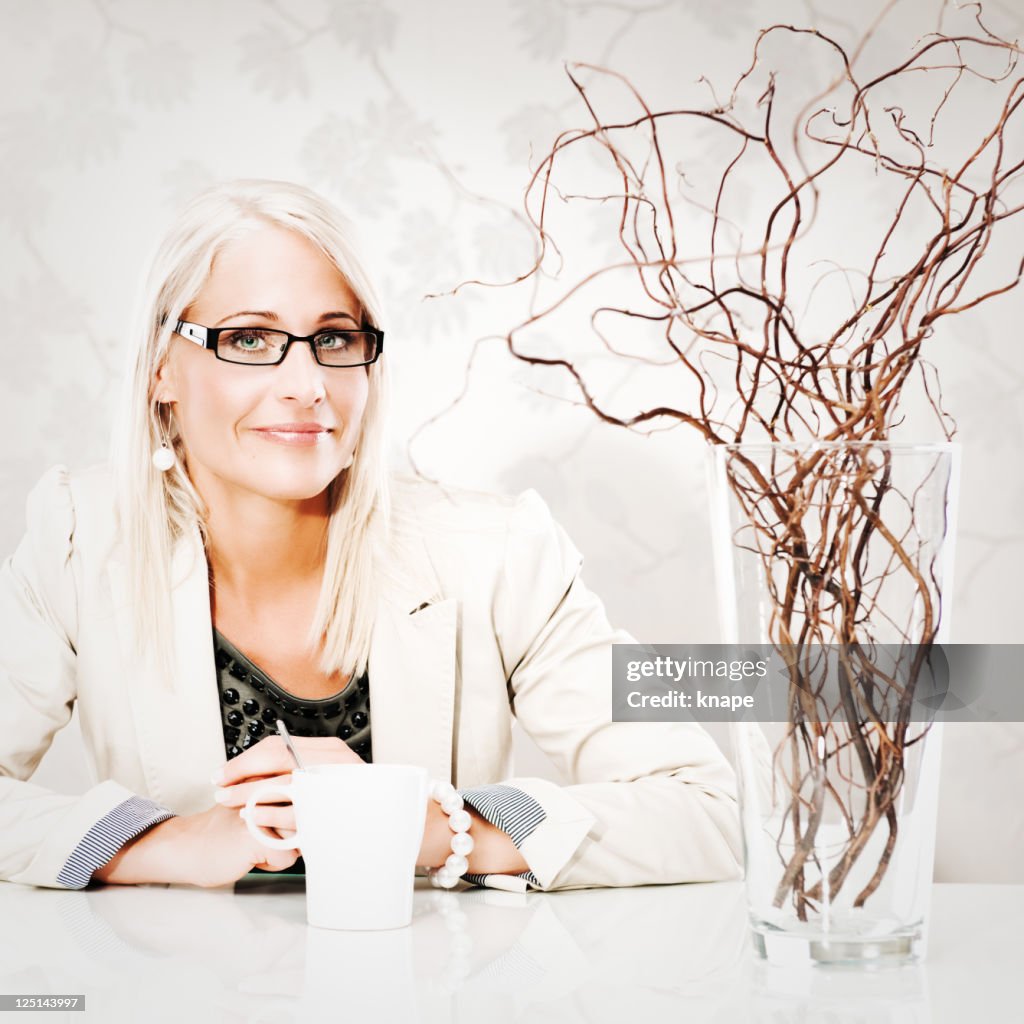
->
<box><xmin>215</xmin><ymin>630</ymin><xmax>372</xmax><ymax>761</ymax></box>
<box><xmin>214</xmin><ymin>629</ymin><xmax>372</xmax><ymax>875</ymax></box>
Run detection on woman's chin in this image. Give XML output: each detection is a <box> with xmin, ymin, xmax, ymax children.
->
<box><xmin>241</xmin><ymin>464</ymin><xmax>346</xmax><ymax>503</ymax></box>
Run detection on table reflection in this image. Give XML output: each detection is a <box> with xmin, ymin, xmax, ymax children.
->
<box><xmin>0</xmin><ymin>878</ymin><xmax>1015</xmax><ymax>1023</ymax></box>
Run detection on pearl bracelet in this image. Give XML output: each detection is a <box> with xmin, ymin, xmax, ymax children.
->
<box><xmin>425</xmin><ymin>780</ymin><xmax>475</xmax><ymax>889</ymax></box>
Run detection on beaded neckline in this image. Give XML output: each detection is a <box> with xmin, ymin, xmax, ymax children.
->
<box><xmin>213</xmin><ymin>628</ymin><xmax>371</xmax><ymax>760</ymax></box>
<box><xmin>215</xmin><ymin>629</ymin><xmax>353</xmax><ymax>705</ymax></box>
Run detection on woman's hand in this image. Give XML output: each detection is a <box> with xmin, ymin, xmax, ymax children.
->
<box><xmin>94</xmin><ymin>737</ymin><xmax>363</xmax><ymax>888</ymax></box>
<box><xmin>215</xmin><ymin>736</ymin><xmax>531</xmax><ymax>876</ymax></box>
<box><xmin>180</xmin><ymin>803</ymin><xmax>303</xmax><ymax>885</ymax></box>
<box><xmin>211</xmin><ymin>735</ymin><xmax>364</xmax><ymax>816</ymax></box>
<box><xmin>93</xmin><ymin>802</ymin><xmax>302</xmax><ymax>888</ymax></box>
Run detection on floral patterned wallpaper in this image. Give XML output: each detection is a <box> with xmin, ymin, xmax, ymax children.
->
<box><xmin>2</xmin><ymin>0</ymin><xmax>1022</xmax><ymax>880</ymax></box>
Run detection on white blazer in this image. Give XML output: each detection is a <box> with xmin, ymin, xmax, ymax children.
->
<box><xmin>0</xmin><ymin>464</ymin><xmax>743</xmax><ymax>891</ymax></box>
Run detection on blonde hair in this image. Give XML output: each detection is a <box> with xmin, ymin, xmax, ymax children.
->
<box><xmin>111</xmin><ymin>179</ymin><xmax>391</xmax><ymax>690</ymax></box>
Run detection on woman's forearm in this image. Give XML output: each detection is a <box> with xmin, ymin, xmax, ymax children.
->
<box><xmin>92</xmin><ymin>816</ymin><xmax>187</xmax><ymax>885</ymax></box>
<box><xmin>418</xmin><ymin>799</ymin><xmax>529</xmax><ymax>876</ymax></box>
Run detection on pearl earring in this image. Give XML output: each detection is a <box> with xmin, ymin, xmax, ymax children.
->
<box><xmin>152</xmin><ymin>440</ymin><xmax>175</xmax><ymax>472</ymax></box>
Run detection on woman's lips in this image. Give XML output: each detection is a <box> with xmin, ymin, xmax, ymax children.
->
<box><xmin>250</xmin><ymin>425</ymin><xmax>334</xmax><ymax>446</ymax></box>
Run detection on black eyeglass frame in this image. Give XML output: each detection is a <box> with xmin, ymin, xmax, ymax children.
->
<box><xmin>172</xmin><ymin>319</ymin><xmax>385</xmax><ymax>367</ymax></box>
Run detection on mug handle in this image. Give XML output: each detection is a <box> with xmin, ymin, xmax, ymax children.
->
<box><xmin>244</xmin><ymin>782</ymin><xmax>302</xmax><ymax>851</ymax></box>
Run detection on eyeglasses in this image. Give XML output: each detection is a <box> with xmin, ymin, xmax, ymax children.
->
<box><xmin>172</xmin><ymin>320</ymin><xmax>384</xmax><ymax>367</ymax></box>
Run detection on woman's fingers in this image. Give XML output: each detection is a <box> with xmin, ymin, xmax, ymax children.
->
<box><xmin>216</xmin><ymin>735</ymin><xmax>362</xmax><ymax>788</ymax></box>
<box><xmin>242</xmin><ymin>804</ymin><xmax>297</xmax><ymax>833</ymax></box>
<box><xmin>214</xmin><ymin>774</ymin><xmax>292</xmax><ymax>808</ymax></box>
<box><xmin>258</xmin><ymin>848</ymin><xmax>300</xmax><ymax>872</ymax></box>
<box><xmin>217</xmin><ymin>737</ymin><xmax>296</xmax><ymax>786</ymax></box>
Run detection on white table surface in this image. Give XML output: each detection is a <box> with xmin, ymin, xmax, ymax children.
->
<box><xmin>0</xmin><ymin>878</ymin><xmax>1018</xmax><ymax>1023</ymax></box>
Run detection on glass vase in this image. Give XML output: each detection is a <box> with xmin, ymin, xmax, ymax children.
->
<box><xmin>708</xmin><ymin>441</ymin><xmax>959</xmax><ymax>967</ymax></box>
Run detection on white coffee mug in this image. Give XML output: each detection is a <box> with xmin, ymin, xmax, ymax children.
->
<box><xmin>244</xmin><ymin>763</ymin><xmax>430</xmax><ymax>930</ymax></box>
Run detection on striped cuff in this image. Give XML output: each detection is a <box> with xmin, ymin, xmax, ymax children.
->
<box><xmin>56</xmin><ymin>795</ymin><xmax>177</xmax><ymax>889</ymax></box>
<box><xmin>458</xmin><ymin>783</ymin><xmax>545</xmax><ymax>889</ymax></box>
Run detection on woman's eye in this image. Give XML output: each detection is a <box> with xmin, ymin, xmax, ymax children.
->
<box><xmin>316</xmin><ymin>332</ymin><xmax>352</xmax><ymax>350</ymax></box>
<box><xmin>226</xmin><ymin>330</ymin><xmax>269</xmax><ymax>350</ymax></box>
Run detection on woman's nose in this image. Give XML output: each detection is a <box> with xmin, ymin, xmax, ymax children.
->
<box><xmin>274</xmin><ymin>340</ymin><xmax>327</xmax><ymax>405</ymax></box>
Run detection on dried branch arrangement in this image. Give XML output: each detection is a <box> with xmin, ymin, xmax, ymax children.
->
<box><xmin>490</xmin><ymin>3</ymin><xmax>1023</xmax><ymax>917</ymax></box>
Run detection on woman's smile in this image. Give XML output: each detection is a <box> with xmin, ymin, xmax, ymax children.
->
<box><xmin>248</xmin><ymin>422</ymin><xmax>335</xmax><ymax>446</ymax></box>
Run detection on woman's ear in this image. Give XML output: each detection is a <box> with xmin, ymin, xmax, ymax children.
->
<box><xmin>153</xmin><ymin>357</ymin><xmax>177</xmax><ymax>403</ymax></box>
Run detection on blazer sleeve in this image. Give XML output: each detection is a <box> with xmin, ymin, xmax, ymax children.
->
<box><xmin>0</xmin><ymin>466</ymin><xmax>172</xmax><ymax>889</ymax></box>
<box><xmin>488</xmin><ymin>489</ymin><xmax>744</xmax><ymax>892</ymax></box>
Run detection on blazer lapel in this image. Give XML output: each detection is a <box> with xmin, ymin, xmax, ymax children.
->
<box><xmin>368</xmin><ymin>592</ymin><xmax>457</xmax><ymax>783</ymax></box>
<box><xmin>368</xmin><ymin>507</ymin><xmax>458</xmax><ymax>782</ymax></box>
<box><xmin>109</xmin><ymin>526</ymin><xmax>225</xmax><ymax>813</ymax></box>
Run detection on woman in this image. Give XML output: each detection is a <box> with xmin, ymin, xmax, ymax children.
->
<box><xmin>0</xmin><ymin>179</ymin><xmax>742</xmax><ymax>892</ymax></box>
